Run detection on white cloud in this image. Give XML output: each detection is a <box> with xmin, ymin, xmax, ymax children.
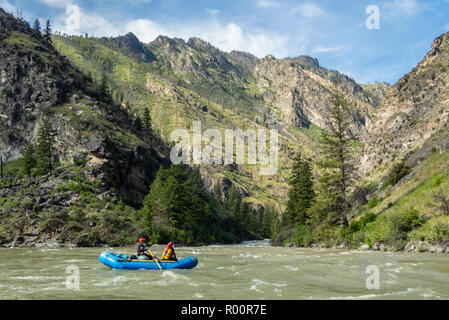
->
<box><xmin>0</xmin><ymin>0</ymin><xmax>16</xmax><ymax>13</ymax></box>
<box><xmin>205</xmin><ymin>9</ymin><xmax>220</xmax><ymax>16</ymax></box>
<box><xmin>39</xmin><ymin>0</ymin><xmax>75</xmax><ymax>8</ymax></box>
<box><xmin>312</xmin><ymin>45</ymin><xmax>343</xmax><ymax>54</ymax></box>
<box><xmin>125</xmin><ymin>19</ymin><xmax>290</xmax><ymax>58</ymax></box>
<box><xmin>293</xmin><ymin>2</ymin><xmax>324</xmax><ymax>18</ymax></box>
<box><xmin>52</xmin><ymin>5</ymin><xmax>120</xmax><ymax>36</ymax></box>
<box><xmin>46</xmin><ymin>3</ymin><xmax>296</xmax><ymax>59</ymax></box>
<box><xmin>256</xmin><ymin>0</ymin><xmax>282</xmax><ymax>8</ymax></box>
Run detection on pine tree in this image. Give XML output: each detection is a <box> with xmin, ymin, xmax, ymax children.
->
<box><xmin>213</xmin><ymin>183</ymin><xmax>222</xmax><ymax>202</ymax></box>
<box><xmin>139</xmin><ymin>165</ymin><xmax>215</xmax><ymax>245</ymax></box>
<box><xmin>21</xmin><ymin>144</ymin><xmax>36</xmax><ymax>179</ymax></box>
<box><xmin>134</xmin><ymin>115</ymin><xmax>143</xmax><ymax>132</ymax></box>
<box><xmin>32</xmin><ymin>18</ymin><xmax>41</xmax><ymax>34</ymax></box>
<box><xmin>143</xmin><ymin>107</ymin><xmax>153</xmax><ymax>141</ymax></box>
<box><xmin>36</xmin><ymin>118</ymin><xmax>57</xmax><ymax>175</ymax></box>
<box><xmin>311</xmin><ymin>93</ymin><xmax>358</xmax><ymax>227</ymax></box>
<box><xmin>44</xmin><ymin>20</ymin><xmax>52</xmax><ymax>45</ymax></box>
<box><xmin>284</xmin><ymin>153</ymin><xmax>315</xmax><ymax>225</ymax></box>
<box><xmin>99</xmin><ymin>73</ymin><xmax>109</xmax><ymax>95</ymax></box>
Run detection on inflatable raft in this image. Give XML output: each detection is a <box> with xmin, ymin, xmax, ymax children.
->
<box><xmin>99</xmin><ymin>251</ymin><xmax>198</xmax><ymax>270</ymax></box>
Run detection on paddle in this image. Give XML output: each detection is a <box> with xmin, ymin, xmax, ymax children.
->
<box><xmin>146</xmin><ymin>248</ymin><xmax>163</xmax><ymax>270</ymax></box>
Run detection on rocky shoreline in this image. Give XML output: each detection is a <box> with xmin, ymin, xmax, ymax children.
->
<box><xmin>284</xmin><ymin>241</ymin><xmax>449</xmax><ymax>254</ymax></box>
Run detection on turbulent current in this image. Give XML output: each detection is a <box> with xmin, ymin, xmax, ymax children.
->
<box><xmin>0</xmin><ymin>240</ymin><xmax>448</xmax><ymax>299</ymax></box>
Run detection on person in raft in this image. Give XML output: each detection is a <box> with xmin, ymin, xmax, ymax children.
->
<box><xmin>136</xmin><ymin>238</ymin><xmax>153</xmax><ymax>260</ymax></box>
<box><xmin>161</xmin><ymin>242</ymin><xmax>177</xmax><ymax>261</ymax></box>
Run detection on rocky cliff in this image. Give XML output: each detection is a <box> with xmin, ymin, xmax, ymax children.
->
<box><xmin>253</xmin><ymin>55</ymin><xmax>375</xmax><ymax>137</ymax></box>
<box><xmin>0</xmin><ymin>9</ymin><xmax>169</xmax><ymax>204</ymax></box>
<box><xmin>361</xmin><ymin>31</ymin><xmax>449</xmax><ymax>174</ymax></box>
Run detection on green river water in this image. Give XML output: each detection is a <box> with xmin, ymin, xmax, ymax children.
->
<box><xmin>0</xmin><ymin>240</ymin><xmax>448</xmax><ymax>300</ymax></box>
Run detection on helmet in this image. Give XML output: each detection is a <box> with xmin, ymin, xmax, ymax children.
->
<box><xmin>139</xmin><ymin>238</ymin><xmax>145</xmax><ymax>243</ymax></box>
<box><xmin>168</xmin><ymin>242</ymin><xmax>173</xmax><ymax>247</ymax></box>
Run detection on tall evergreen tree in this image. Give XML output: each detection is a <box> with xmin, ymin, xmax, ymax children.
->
<box><xmin>44</xmin><ymin>20</ymin><xmax>52</xmax><ymax>45</ymax></box>
<box><xmin>134</xmin><ymin>115</ymin><xmax>143</xmax><ymax>132</ymax></box>
<box><xmin>311</xmin><ymin>93</ymin><xmax>358</xmax><ymax>227</ymax></box>
<box><xmin>213</xmin><ymin>183</ymin><xmax>223</xmax><ymax>202</ymax></box>
<box><xmin>99</xmin><ymin>73</ymin><xmax>109</xmax><ymax>96</ymax></box>
<box><xmin>139</xmin><ymin>165</ymin><xmax>215</xmax><ymax>245</ymax></box>
<box><xmin>143</xmin><ymin>107</ymin><xmax>152</xmax><ymax>134</ymax></box>
<box><xmin>21</xmin><ymin>144</ymin><xmax>36</xmax><ymax>179</ymax></box>
<box><xmin>36</xmin><ymin>118</ymin><xmax>57</xmax><ymax>175</ymax></box>
<box><xmin>285</xmin><ymin>153</ymin><xmax>315</xmax><ymax>225</ymax></box>
<box><xmin>32</xmin><ymin>18</ymin><xmax>41</xmax><ymax>34</ymax></box>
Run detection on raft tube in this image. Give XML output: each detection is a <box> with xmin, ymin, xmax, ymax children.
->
<box><xmin>99</xmin><ymin>251</ymin><xmax>198</xmax><ymax>270</ymax></box>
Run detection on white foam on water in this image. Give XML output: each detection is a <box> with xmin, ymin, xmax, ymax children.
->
<box><xmin>250</xmin><ymin>285</ymin><xmax>263</xmax><ymax>293</ymax></box>
<box><xmin>331</xmin><ymin>288</ymin><xmax>419</xmax><ymax>300</ymax></box>
<box><xmin>150</xmin><ymin>270</ymin><xmax>194</xmax><ymax>287</ymax></box>
<box><xmin>420</xmin><ymin>290</ymin><xmax>443</xmax><ymax>299</ymax></box>
<box><xmin>12</xmin><ymin>275</ymin><xmax>63</xmax><ymax>281</ymax></box>
<box><xmin>193</xmin><ymin>293</ymin><xmax>204</xmax><ymax>298</ymax></box>
<box><xmin>216</xmin><ymin>266</ymin><xmax>237</xmax><ymax>271</ymax></box>
<box><xmin>251</xmin><ymin>279</ymin><xmax>287</xmax><ymax>287</ymax></box>
<box><xmin>40</xmin><ymin>287</ymin><xmax>59</xmax><ymax>291</ymax></box>
<box><xmin>283</xmin><ymin>266</ymin><xmax>299</xmax><ymax>271</ymax></box>
<box><xmin>161</xmin><ymin>270</ymin><xmax>190</xmax><ymax>281</ymax></box>
<box><xmin>390</xmin><ymin>267</ymin><xmax>404</xmax><ymax>273</ymax></box>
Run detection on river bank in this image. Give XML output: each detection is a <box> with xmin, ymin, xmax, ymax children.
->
<box><xmin>284</xmin><ymin>241</ymin><xmax>449</xmax><ymax>254</ymax></box>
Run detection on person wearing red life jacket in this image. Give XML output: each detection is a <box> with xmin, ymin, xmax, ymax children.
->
<box><xmin>161</xmin><ymin>241</ymin><xmax>177</xmax><ymax>261</ymax></box>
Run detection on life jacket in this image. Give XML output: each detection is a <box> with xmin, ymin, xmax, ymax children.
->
<box><xmin>162</xmin><ymin>243</ymin><xmax>176</xmax><ymax>260</ymax></box>
<box><xmin>137</xmin><ymin>243</ymin><xmax>145</xmax><ymax>255</ymax></box>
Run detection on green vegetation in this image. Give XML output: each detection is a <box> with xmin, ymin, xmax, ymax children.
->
<box><xmin>364</xmin><ymin>209</ymin><xmax>423</xmax><ymax>249</ymax></box>
<box><xmin>51</xmin><ymin>34</ymin><xmax>294</xmax><ymax>216</ymax></box>
<box><xmin>386</xmin><ymin>160</ymin><xmax>410</xmax><ymax>187</ymax></box>
<box><xmin>20</xmin><ymin>144</ymin><xmax>36</xmax><ymax>179</ymax></box>
<box><xmin>138</xmin><ymin>165</ymin><xmax>238</xmax><ymax>245</ymax></box>
<box><xmin>274</xmin><ymin>94</ymin><xmax>361</xmax><ymax>247</ymax></box>
<box><xmin>36</xmin><ymin>117</ymin><xmax>57</xmax><ymax>175</ymax></box>
<box><xmin>284</xmin><ymin>154</ymin><xmax>315</xmax><ymax>226</ymax></box>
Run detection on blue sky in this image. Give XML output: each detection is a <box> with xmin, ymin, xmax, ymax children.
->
<box><xmin>1</xmin><ymin>0</ymin><xmax>449</xmax><ymax>84</ymax></box>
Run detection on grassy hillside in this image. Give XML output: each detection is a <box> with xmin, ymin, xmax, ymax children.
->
<box><xmin>52</xmin><ymin>35</ymin><xmax>324</xmax><ymax>211</ymax></box>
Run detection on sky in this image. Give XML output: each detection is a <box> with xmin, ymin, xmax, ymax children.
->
<box><xmin>1</xmin><ymin>0</ymin><xmax>449</xmax><ymax>84</ymax></box>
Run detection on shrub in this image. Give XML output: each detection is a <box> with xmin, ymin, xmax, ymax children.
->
<box><xmin>367</xmin><ymin>196</ymin><xmax>380</xmax><ymax>209</ymax></box>
<box><xmin>364</xmin><ymin>210</ymin><xmax>421</xmax><ymax>249</ymax></box>
<box><xmin>432</xmin><ymin>175</ymin><xmax>443</xmax><ymax>187</ymax></box>
<box><xmin>40</xmin><ymin>210</ymin><xmax>69</xmax><ymax>232</ymax></box>
<box><xmin>387</xmin><ymin>161</ymin><xmax>410</xmax><ymax>186</ymax></box>
<box><xmin>295</xmin><ymin>224</ymin><xmax>314</xmax><ymax>247</ymax></box>
<box><xmin>427</xmin><ymin>190</ymin><xmax>449</xmax><ymax>216</ymax></box>
<box><xmin>409</xmin><ymin>217</ymin><xmax>449</xmax><ymax>243</ymax></box>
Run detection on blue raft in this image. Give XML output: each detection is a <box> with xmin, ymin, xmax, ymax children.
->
<box><xmin>99</xmin><ymin>251</ymin><xmax>198</xmax><ymax>270</ymax></box>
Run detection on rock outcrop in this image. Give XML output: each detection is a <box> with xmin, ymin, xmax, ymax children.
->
<box><xmin>0</xmin><ymin>9</ymin><xmax>169</xmax><ymax>204</ymax></box>
<box><xmin>253</xmin><ymin>55</ymin><xmax>374</xmax><ymax>137</ymax></box>
<box><xmin>361</xmin><ymin>31</ymin><xmax>449</xmax><ymax>173</ymax></box>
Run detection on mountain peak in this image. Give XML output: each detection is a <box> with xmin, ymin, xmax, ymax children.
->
<box><xmin>293</xmin><ymin>55</ymin><xmax>320</xmax><ymax>69</ymax></box>
<box><xmin>427</xmin><ymin>31</ymin><xmax>449</xmax><ymax>59</ymax></box>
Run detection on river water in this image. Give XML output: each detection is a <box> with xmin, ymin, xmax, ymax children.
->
<box><xmin>0</xmin><ymin>240</ymin><xmax>448</xmax><ymax>300</ymax></box>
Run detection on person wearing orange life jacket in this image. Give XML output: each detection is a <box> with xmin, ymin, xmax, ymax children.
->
<box><xmin>161</xmin><ymin>242</ymin><xmax>177</xmax><ymax>261</ymax></box>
